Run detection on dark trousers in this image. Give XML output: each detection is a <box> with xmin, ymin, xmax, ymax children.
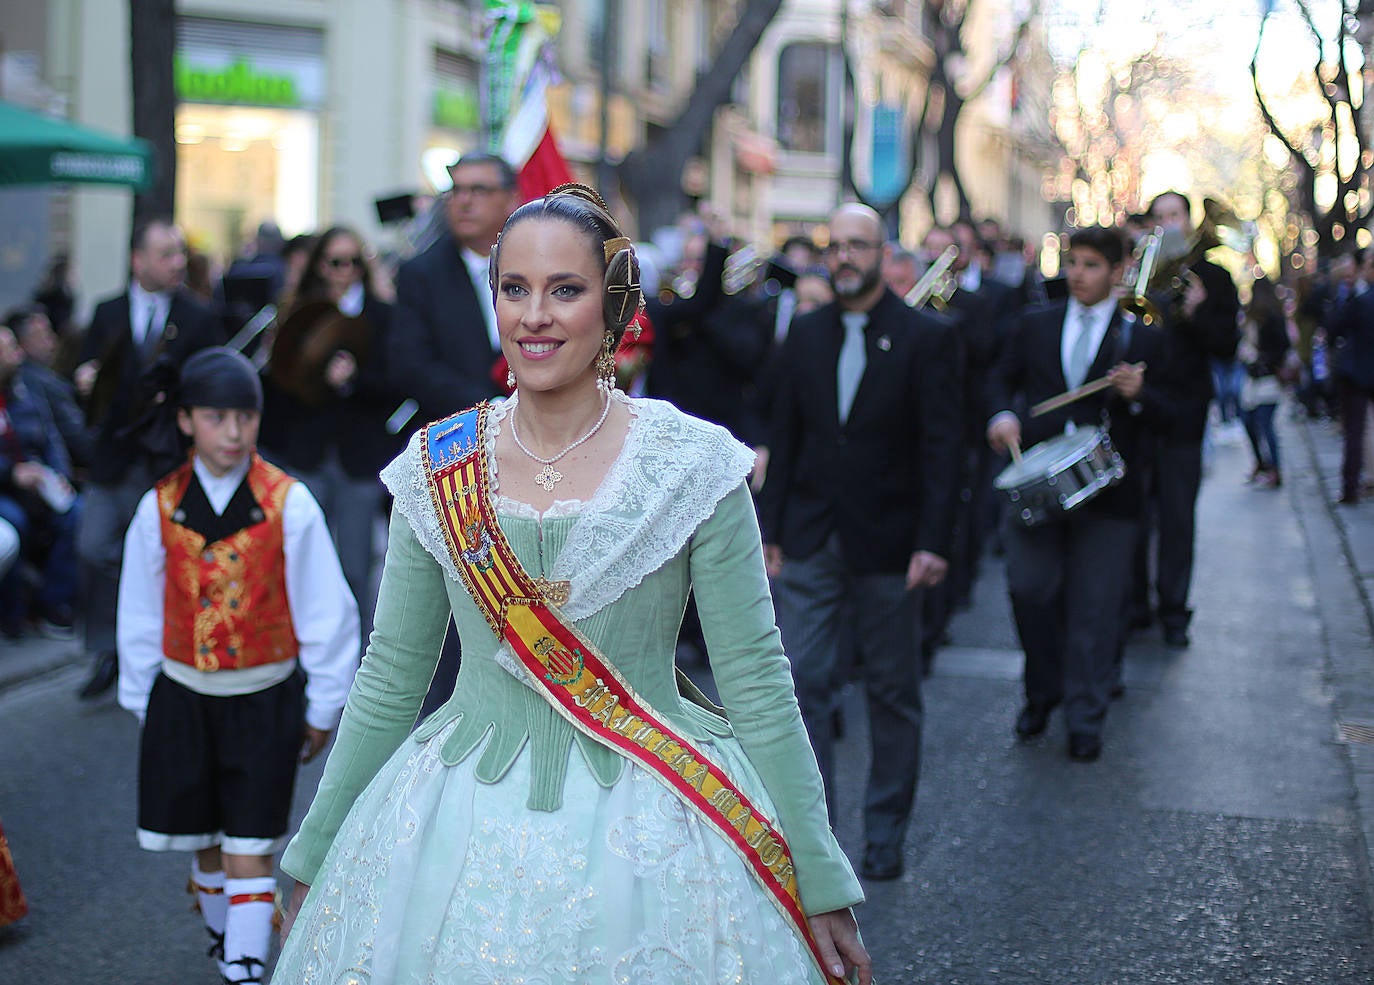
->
<box><xmin>0</xmin><ymin>493</ymin><xmax>82</xmax><ymax>623</ymax></box>
<box><xmin>1152</xmin><ymin>441</ymin><xmax>1203</xmax><ymax>631</ymax></box>
<box><xmin>77</xmin><ymin>466</ymin><xmax>156</xmax><ymax>655</ymax></box>
<box><xmin>294</xmin><ymin>451</ymin><xmax>384</xmax><ymax>641</ymax></box>
<box><xmin>773</xmin><ymin>533</ymin><xmax>923</xmax><ymax>850</ymax></box>
<box><xmin>1242</xmin><ymin>403</ymin><xmax>1280</xmax><ymax>472</ymax></box>
<box><xmin>1340</xmin><ymin>377</ymin><xmax>1374</xmax><ymax>499</ymax></box>
<box><xmin>1005</xmin><ymin>511</ymin><xmax>1136</xmax><ymax>736</ymax></box>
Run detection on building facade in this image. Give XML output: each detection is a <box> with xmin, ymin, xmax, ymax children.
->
<box><xmin>0</xmin><ymin>0</ymin><xmax>1059</xmax><ymax>319</ymax></box>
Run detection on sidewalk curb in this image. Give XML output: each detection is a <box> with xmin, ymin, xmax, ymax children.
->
<box><xmin>1293</xmin><ymin>414</ymin><xmax>1374</xmax><ymax>931</ymax></box>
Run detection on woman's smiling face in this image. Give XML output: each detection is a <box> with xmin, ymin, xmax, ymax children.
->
<box><xmin>495</xmin><ymin>216</ymin><xmax>606</xmax><ymax>395</ymax></box>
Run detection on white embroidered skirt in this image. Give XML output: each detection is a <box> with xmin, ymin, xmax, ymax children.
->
<box><xmin>274</xmin><ymin>720</ymin><xmax>822</xmax><ymax>984</ymax></box>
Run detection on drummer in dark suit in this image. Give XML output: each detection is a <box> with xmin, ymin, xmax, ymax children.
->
<box><xmin>986</xmin><ymin>226</ymin><xmax>1172</xmax><ymax>762</ymax></box>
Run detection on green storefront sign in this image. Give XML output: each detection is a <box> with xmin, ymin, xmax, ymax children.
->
<box><xmin>433</xmin><ymin>87</ymin><xmax>480</xmax><ymax>131</ymax></box>
<box><xmin>175</xmin><ymin>56</ymin><xmax>300</xmax><ymax>107</ymax></box>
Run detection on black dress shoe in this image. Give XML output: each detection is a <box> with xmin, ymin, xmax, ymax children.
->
<box><xmin>1162</xmin><ymin>627</ymin><xmax>1190</xmax><ymax>649</ymax></box>
<box><xmin>1068</xmin><ymin>732</ymin><xmax>1102</xmax><ymax>762</ymax></box>
<box><xmin>860</xmin><ymin>843</ymin><xmax>903</xmax><ymax>881</ymax></box>
<box><xmin>1014</xmin><ymin>703</ymin><xmax>1056</xmax><ymax>740</ymax></box>
<box><xmin>77</xmin><ymin>650</ymin><xmax>118</xmax><ymax>700</ymax></box>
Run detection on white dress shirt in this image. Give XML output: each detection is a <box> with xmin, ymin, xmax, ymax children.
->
<box><xmin>461</xmin><ymin>247</ymin><xmax>500</xmax><ymax>351</ymax></box>
<box><xmin>116</xmin><ymin>455</ymin><xmax>361</xmax><ymax>730</ymax></box>
<box><xmin>1061</xmin><ymin>295</ymin><xmax>1116</xmax><ymax>387</ymax></box>
<box><xmin>128</xmin><ymin>281</ymin><xmax>172</xmax><ymax>346</ymax></box>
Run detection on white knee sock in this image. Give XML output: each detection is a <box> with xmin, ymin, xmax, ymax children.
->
<box><xmin>190</xmin><ymin>858</ymin><xmax>227</xmax><ymax>963</ymax></box>
<box><xmin>223</xmin><ymin>876</ymin><xmax>276</xmax><ymax>983</ymax></box>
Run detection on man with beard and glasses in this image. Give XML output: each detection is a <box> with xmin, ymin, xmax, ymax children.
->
<box><xmin>758</xmin><ymin>203</ymin><xmax>962</xmax><ymax>882</ymax></box>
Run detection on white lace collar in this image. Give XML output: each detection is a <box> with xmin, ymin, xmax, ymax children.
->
<box><xmin>381</xmin><ymin>393</ymin><xmax>755</xmax><ymax>622</ymax></box>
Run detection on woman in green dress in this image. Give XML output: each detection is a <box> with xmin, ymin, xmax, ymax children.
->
<box><xmin>273</xmin><ymin>184</ymin><xmax>870</xmax><ymax>985</ymax></box>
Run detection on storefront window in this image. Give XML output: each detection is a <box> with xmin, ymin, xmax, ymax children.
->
<box><xmin>176</xmin><ymin>105</ymin><xmax>318</xmax><ymax>261</ymax></box>
<box><xmin>426</xmin><ymin>48</ymin><xmax>482</xmax><ymax>193</ymax></box>
<box><xmin>777</xmin><ymin>42</ymin><xmax>839</xmax><ymax>155</ymax></box>
<box><xmin>174</xmin><ymin>18</ymin><xmax>325</xmax><ymax>263</ymax></box>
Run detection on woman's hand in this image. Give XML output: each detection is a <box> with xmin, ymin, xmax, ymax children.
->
<box><xmin>325</xmin><ymin>350</ymin><xmax>358</xmax><ymax>391</ymax></box>
<box><xmin>278</xmin><ymin>880</ymin><xmax>310</xmax><ymax>943</ymax></box>
<box><xmin>809</xmin><ymin>908</ymin><xmax>872</xmax><ymax>984</ymax></box>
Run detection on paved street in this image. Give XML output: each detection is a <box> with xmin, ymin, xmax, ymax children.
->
<box><xmin>1</xmin><ymin>409</ymin><xmax>1372</xmax><ymax>983</ymax></box>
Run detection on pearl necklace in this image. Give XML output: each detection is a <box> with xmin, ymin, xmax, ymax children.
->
<box><xmin>509</xmin><ymin>393</ymin><xmax>613</xmax><ymax>491</ymax></box>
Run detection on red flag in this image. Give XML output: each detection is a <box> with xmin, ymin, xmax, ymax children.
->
<box><xmin>516</xmin><ymin>124</ymin><xmax>574</xmax><ymax>200</ymax></box>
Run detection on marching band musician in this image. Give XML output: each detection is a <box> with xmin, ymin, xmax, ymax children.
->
<box><xmin>915</xmin><ymin>225</ymin><xmax>1017</xmax><ymax>675</ymax></box>
<box><xmin>986</xmin><ymin>226</ymin><xmax>1173</xmax><ymax>763</ymax></box>
<box><xmin>1142</xmin><ymin>191</ymin><xmax>1242</xmax><ymax>649</ymax></box>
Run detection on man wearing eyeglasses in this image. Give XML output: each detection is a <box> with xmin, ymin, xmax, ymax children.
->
<box><xmin>388</xmin><ymin>153</ymin><xmax>522</xmax><ymax>426</ymax></box>
<box><xmin>758</xmin><ymin>203</ymin><xmax>962</xmax><ymax>883</ymax></box>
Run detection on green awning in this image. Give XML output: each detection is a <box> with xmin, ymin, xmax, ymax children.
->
<box><xmin>0</xmin><ymin>100</ymin><xmax>153</xmax><ymax>189</ymax></box>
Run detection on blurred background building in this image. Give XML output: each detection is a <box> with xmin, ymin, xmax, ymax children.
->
<box><xmin>0</xmin><ymin>0</ymin><xmax>1057</xmax><ymax>318</ymax></box>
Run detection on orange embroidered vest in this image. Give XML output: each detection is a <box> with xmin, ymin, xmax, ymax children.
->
<box><xmin>157</xmin><ymin>454</ymin><xmax>299</xmax><ymax>671</ymax></box>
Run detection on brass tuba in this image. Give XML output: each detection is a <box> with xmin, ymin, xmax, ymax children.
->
<box><xmin>1151</xmin><ymin>197</ymin><xmax>1254</xmax><ymax>295</ymax></box>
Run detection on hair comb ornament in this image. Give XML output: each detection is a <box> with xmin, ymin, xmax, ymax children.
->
<box><xmin>547</xmin><ymin>182</ymin><xmax>610</xmax><ymax>211</ymax></box>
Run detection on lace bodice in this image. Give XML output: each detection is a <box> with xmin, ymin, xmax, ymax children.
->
<box><xmin>381</xmin><ymin>393</ymin><xmax>757</xmax><ymax>622</ymax></box>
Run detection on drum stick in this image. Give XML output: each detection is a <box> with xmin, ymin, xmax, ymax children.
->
<box><xmin>1008</xmin><ymin>438</ymin><xmax>1022</xmax><ymax>464</ymax></box>
<box><xmin>1029</xmin><ymin>362</ymin><xmax>1146</xmax><ymax>418</ymax></box>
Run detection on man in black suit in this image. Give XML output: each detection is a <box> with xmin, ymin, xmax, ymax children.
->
<box><xmin>987</xmin><ymin>226</ymin><xmax>1172</xmax><ymax>762</ymax></box>
<box><xmin>1332</xmin><ymin>249</ymin><xmax>1374</xmax><ymax>503</ymax></box>
<box><xmin>388</xmin><ymin>152</ymin><xmax>520</xmax><ymax>718</ymax></box>
<box><xmin>759</xmin><ymin>203</ymin><xmax>961</xmax><ymax>882</ymax></box>
<box><xmin>917</xmin><ymin>225</ymin><xmax>1017</xmax><ymax>672</ymax></box>
<box><xmin>73</xmin><ymin>217</ymin><xmax>223</xmax><ymax>697</ymax></box>
<box><xmin>1143</xmin><ymin>191</ymin><xmax>1240</xmax><ymax>647</ymax></box>
<box><xmin>388</xmin><ymin>152</ymin><xmax>521</xmax><ymax>428</ymax></box>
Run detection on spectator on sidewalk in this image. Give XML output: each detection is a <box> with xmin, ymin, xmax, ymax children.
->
<box><xmin>6</xmin><ymin>305</ymin><xmax>92</xmax><ymax>471</ymax></box>
<box><xmin>1239</xmin><ymin>277</ymin><xmax>1291</xmax><ymax>489</ymax></box>
<box><xmin>0</xmin><ymin>517</ymin><xmax>17</xmax><ymax>580</ymax></box>
<box><xmin>260</xmin><ymin>225</ymin><xmax>401</xmax><ymax>640</ymax></box>
<box><xmin>72</xmin><ymin>217</ymin><xmax>223</xmax><ymax>699</ymax></box>
<box><xmin>388</xmin><ymin>152</ymin><xmax>519</xmax><ymax>426</ymax></box>
<box><xmin>0</xmin><ymin>324</ymin><xmax>81</xmax><ymax>640</ymax></box>
<box><xmin>1332</xmin><ymin>250</ymin><xmax>1374</xmax><ymax>504</ymax></box>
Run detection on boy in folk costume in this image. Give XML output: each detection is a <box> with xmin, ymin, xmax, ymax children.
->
<box><xmin>116</xmin><ymin>347</ymin><xmax>360</xmax><ymax>983</ymax></box>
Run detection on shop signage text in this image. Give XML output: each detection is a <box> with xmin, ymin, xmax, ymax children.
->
<box><xmin>175</xmin><ymin>56</ymin><xmax>300</xmax><ymax>107</ymax></box>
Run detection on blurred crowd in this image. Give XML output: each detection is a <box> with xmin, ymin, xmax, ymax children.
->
<box><xmin>3</xmin><ymin>162</ymin><xmax>1372</xmax><ymax>723</ymax></box>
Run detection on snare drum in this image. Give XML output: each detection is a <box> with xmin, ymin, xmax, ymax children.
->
<box><xmin>994</xmin><ymin>427</ymin><xmax>1125</xmax><ymax>527</ymax></box>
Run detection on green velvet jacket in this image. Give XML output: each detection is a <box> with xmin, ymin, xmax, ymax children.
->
<box><xmin>280</xmin><ymin>397</ymin><xmax>864</xmax><ymax>916</ymax></box>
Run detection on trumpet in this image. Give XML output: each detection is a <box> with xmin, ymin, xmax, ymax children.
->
<box><xmin>723</xmin><ymin>244</ymin><xmax>766</xmax><ymax>295</ymax></box>
<box><xmin>904</xmin><ymin>245</ymin><xmax>959</xmax><ymax>309</ymax></box>
<box><xmin>1119</xmin><ymin>229</ymin><xmax>1164</xmax><ymax>327</ymax></box>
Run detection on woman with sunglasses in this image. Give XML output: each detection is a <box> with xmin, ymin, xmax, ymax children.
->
<box><xmin>261</xmin><ymin>226</ymin><xmax>404</xmax><ymax>637</ymax></box>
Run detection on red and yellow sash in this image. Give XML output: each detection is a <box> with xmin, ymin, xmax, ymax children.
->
<box><xmin>422</xmin><ymin>404</ymin><xmax>847</xmax><ymax>984</ymax></box>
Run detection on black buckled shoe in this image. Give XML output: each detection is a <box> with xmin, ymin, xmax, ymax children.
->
<box><xmin>221</xmin><ymin>956</ymin><xmax>265</xmax><ymax>984</ymax></box>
